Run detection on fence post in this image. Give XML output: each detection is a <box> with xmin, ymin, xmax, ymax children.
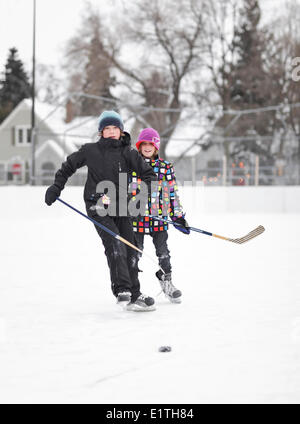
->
<box><xmin>191</xmin><ymin>156</ymin><xmax>196</xmax><ymax>186</ymax></box>
<box><xmin>222</xmin><ymin>155</ymin><xmax>227</xmax><ymax>186</ymax></box>
<box><xmin>21</xmin><ymin>159</ymin><xmax>26</xmax><ymax>184</ymax></box>
<box><xmin>255</xmin><ymin>155</ymin><xmax>259</xmax><ymax>186</ymax></box>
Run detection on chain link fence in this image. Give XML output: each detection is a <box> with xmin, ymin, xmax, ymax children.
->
<box><xmin>0</xmin><ymin>161</ymin><xmax>298</xmax><ymax>186</ymax></box>
<box><xmin>195</xmin><ymin>162</ymin><xmax>300</xmax><ymax>186</ymax></box>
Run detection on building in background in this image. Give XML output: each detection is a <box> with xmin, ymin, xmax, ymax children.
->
<box><xmin>0</xmin><ymin>99</ymin><xmax>298</xmax><ymax>186</ymax></box>
<box><xmin>0</xmin><ymin>99</ymin><xmax>98</xmax><ymax>185</ymax></box>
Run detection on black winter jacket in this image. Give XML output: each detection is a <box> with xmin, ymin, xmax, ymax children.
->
<box><xmin>53</xmin><ymin>132</ymin><xmax>157</xmax><ymax>216</ymax></box>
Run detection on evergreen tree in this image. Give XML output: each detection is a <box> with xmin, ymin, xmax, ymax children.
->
<box><xmin>207</xmin><ymin>0</ymin><xmax>276</xmax><ymax>163</ymax></box>
<box><xmin>218</xmin><ymin>0</ymin><xmax>275</xmax><ymax>161</ymax></box>
<box><xmin>0</xmin><ymin>48</ymin><xmax>32</xmax><ymax>122</ymax></box>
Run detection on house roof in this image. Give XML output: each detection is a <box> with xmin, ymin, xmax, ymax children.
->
<box><xmin>0</xmin><ymin>98</ymin><xmax>67</xmax><ymax>135</ymax></box>
<box><xmin>0</xmin><ymin>99</ymin><xmax>30</xmax><ymax>130</ymax></box>
<box><xmin>165</xmin><ymin>113</ymin><xmax>210</xmax><ymax>157</ymax></box>
<box><xmin>0</xmin><ymin>98</ymin><xmax>212</xmax><ymax>159</ymax></box>
<box><xmin>35</xmin><ymin>139</ymin><xmax>65</xmax><ymax>160</ymax></box>
<box><xmin>0</xmin><ymin>98</ymin><xmax>98</xmax><ymax>154</ymax></box>
<box><xmin>24</xmin><ymin>98</ymin><xmax>71</xmax><ymax>138</ymax></box>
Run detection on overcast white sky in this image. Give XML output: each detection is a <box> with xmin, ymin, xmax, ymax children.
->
<box><xmin>0</xmin><ymin>0</ymin><xmax>123</xmax><ymax>72</ymax></box>
<box><xmin>0</xmin><ymin>0</ymin><xmax>289</xmax><ymax>76</ymax></box>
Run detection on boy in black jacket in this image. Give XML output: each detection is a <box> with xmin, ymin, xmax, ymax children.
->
<box><xmin>45</xmin><ymin>111</ymin><xmax>157</xmax><ymax>312</ymax></box>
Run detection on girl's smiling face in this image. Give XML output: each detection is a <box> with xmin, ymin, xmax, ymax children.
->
<box><xmin>140</xmin><ymin>141</ymin><xmax>156</xmax><ymax>158</ymax></box>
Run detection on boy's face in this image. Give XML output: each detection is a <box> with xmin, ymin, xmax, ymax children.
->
<box><xmin>102</xmin><ymin>125</ymin><xmax>121</xmax><ymax>139</ymax></box>
<box><xmin>140</xmin><ymin>141</ymin><xmax>156</xmax><ymax>158</ymax></box>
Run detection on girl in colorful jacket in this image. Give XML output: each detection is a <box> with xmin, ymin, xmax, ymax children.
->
<box><xmin>132</xmin><ymin>128</ymin><xmax>190</xmax><ymax>303</ymax></box>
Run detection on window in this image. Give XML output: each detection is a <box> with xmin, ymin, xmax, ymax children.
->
<box><xmin>15</xmin><ymin>126</ymin><xmax>31</xmax><ymax>146</ymax></box>
<box><xmin>41</xmin><ymin>162</ymin><xmax>55</xmax><ymax>185</ymax></box>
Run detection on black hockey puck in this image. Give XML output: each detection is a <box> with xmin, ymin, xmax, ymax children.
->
<box><xmin>158</xmin><ymin>346</ymin><xmax>172</xmax><ymax>352</ymax></box>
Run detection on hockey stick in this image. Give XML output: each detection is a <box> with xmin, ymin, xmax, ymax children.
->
<box><xmin>57</xmin><ymin>198</ymin><xmax>165</xmax><ymax>272</ymax></box>
<box><xmin>148</xmin><ymin>214</ymin><xmax>265</xmax><ymax>244</ymax></box>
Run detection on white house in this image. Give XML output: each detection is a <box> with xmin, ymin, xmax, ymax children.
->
<box><xmin>0</xmin><ymin>99</ymin><xmax>98</xmax><ymax>185</ymax></box>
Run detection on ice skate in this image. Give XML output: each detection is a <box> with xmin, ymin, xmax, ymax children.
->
<box><xmin>156</xmin><ymin>271</ymin><xmax>182</xmax><ymax>303</ymax></box>
<box><xmin>126</xmin><ymin>294</ymin><xmax>156</xmax><ymax>312</ymax></box>
<box><xmin>116</xmin><ymin>291</ymin><xmax>131</xmax><ymax>308</ymax></box>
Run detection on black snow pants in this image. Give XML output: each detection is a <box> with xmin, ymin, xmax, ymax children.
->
<box><xmin>88</xmin><ymin>212</ymin><xmax>141</xmax><ymax>301</ymax></box>
<box><xmin>134</xmin><ymin>231</ymin><xmax>172</xmax><ymax>274</ymax></box>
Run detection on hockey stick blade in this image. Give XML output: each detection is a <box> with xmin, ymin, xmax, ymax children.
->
<box><xmin>227</xmin><ymin>225</ymin><xmax>265</xmax><ymax>244</ymax></box>
<box><xmin>147</xmin><ymin>214</ymin><xmax>265</xmax><ymax>244</ymax></box>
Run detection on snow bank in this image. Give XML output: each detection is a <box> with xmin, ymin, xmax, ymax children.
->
<box><xmin>178</xmin><ymin>186</ymin><xmax>300</xmax><ymax>214</ymax></box>
<box><xmin>1</xmin><ymin>185</ymin><xmax>300</xmax><ymax>215</ymax></box>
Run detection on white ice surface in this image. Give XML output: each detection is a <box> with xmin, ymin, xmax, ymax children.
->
<box><xmin>0</xmin><ymin>186</ymin><xmax>299</xmax><ymax>404</ymax></box>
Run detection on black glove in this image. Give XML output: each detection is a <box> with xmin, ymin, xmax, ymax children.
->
<box><xmin>173</xmin><ymin>214</ymin><xmax>190</xmax><ymax>235</ymax></box>
<box><xmin>45</xmin><ymin>184</ymin><xmax>61</xmax><ymax>206</ymax></box>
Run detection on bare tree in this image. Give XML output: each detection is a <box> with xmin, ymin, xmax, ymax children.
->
<box><xmin>103</xmin><ymin>0</ymin><xmax>207</xmax><ymax>157</ymax></box>
<box><xmin>36</xmin><ymin>64</ymin><xmax>62</xmax><ymax>104</ymax></box>
<box><xmin>202</xmin><ymin>0</ymin><xmax>240</xmax><ymax>112</ymax></box>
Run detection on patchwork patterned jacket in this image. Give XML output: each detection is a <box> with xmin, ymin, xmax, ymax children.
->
<box><xmin>131</xmin><ymin>156</ymin><xmax>183</xmax><ymax>234</ymax></box>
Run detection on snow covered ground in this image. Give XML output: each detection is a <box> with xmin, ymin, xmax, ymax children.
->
<box><xmin>0</xmin><ymin>186</ymin><xmax>299</xmax><ymax>404</ymax></box>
